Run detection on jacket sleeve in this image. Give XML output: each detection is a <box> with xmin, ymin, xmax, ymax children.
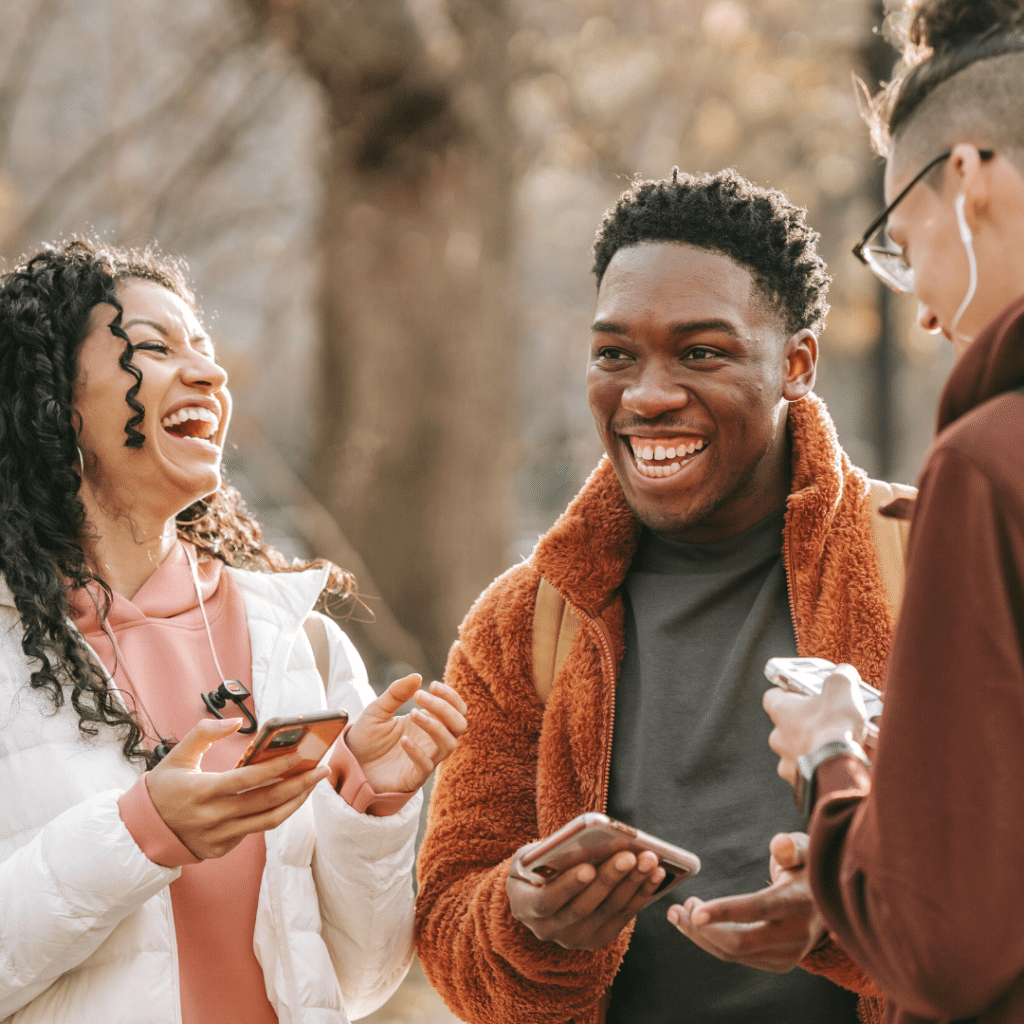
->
<box><xmin>415</xmin><ymin>574</ymin><xmax>619</xmax><ymax>1024</ymax></box>
<box><xmin>0</xmin><ymin>789</ymin><xmax>178</xmax><ymax>1018</ymax></box>
<box><xmin>809</xmin><ymin>446</ymin><xmax>1024</xmax><ymax>1020</ymax></box>
<box><xmin>800</xmin><ymin>933</ymin><xmax>886</xmax><ymax>1000</ymax></box>
<box><xmin>310</xmin><ymin>616</ymin><xmax>419</xmax><ymax>1019</ymax></box>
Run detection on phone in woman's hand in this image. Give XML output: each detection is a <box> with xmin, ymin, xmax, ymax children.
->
<box><xmin>234</xmin><ymin>710</ymin><xmax>348</xmax><ymax>780</ymax></box>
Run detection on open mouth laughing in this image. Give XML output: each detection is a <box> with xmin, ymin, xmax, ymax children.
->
<box><xmin>160</xmin><ymin>405</ymin><xmax>221</xmax><ymax>449</ymax></box>
<box><xmin>627</xmin><ymin>435</ymin><xmax>708</xmax><ymax>478</ymax></box>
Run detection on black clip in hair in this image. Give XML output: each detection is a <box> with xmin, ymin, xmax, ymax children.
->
<box><xmin>202</xmin><ymin>679</ymin><xmax>258</xmax><ymax>734</ymax></box>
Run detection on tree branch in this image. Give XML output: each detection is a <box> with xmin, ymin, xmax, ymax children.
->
<box><xmin>2</xmin><ymin>31</ymin><xmax>246</xmax><ymax>254</ymax></box>
<box><xmin>0</xmin><ymin>0</ymin><xmax>61</xmax><ymax>169</ymax></box>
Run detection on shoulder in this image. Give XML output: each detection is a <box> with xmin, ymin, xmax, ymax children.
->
<box><xmin>225</xmin><ymin>564</ymin><xmax>329</xmax><ymax>625</ymax></box>
<box><xmin>457</xmin><ymin>560</ymin><xmax>540</xmax><ymax>655</ymax></box>
<box><xmin>446</xmin><ymin>560</ymin><xmax>545</xmax><ymax>715</ymax></box>
<box><xmin>928</xmin><ymin>390</ymin><xmax>1024</xmax><ymax>511</ymax></box>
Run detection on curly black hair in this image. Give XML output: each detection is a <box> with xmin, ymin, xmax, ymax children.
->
<box><xmin>592</xmin><ymin>168</ymin><xmax>830</xmax><ymax>338</ymax></box>
<box><xmin>0</xmin><ymin>238</ymin><xmax>355</xmax><ymax>767</ymax></box>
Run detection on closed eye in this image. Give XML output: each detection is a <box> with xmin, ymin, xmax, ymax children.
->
<box><xmin>134</xmin><ymin>341</ymin><xmax>170</xmax><ymax>355</ymax></box>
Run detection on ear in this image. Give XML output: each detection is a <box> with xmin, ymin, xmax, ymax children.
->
<box><xmin>948</xmin><ymin>143</ymin><xmax>992</xmax><ymax>226</ymax></box>
<box><xmin>781</xmin><ymin>329</ymin><xmax>817</xmax><ymax>401</ymax></box>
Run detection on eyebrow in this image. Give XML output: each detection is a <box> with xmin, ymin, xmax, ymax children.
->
<box><xmin>591</xmin><ymin>318</ymin><xmax>742</xmax><ymax>339</ymax></box>
<box><xmin>121</xmin><ymin>317</ymin><xmax>211</xmax><ymax>345</ymax></box>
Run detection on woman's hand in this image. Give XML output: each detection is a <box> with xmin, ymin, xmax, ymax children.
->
<box><xmin>345</xmin><ymin>674</ymin><xmax>467</xmax><ymax>794</ymax></box>
<box><xmin>763</xmin><ymin>663</ymin><xmax>870</xmax><ymax>787</ymax></box>
<box><xmin>147</xmin><ymin>717</ymin><xmax>330</xmax><ymax>859</ymax></box>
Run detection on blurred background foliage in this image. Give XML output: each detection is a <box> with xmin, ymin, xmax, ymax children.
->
<box><xmin>0</xmin><ymin>0</ymin><xmax>948</xmax><ymax>691</ymax></box>
<box><xmin>0</xmin><ymin>0</ymin><xmax>951</xmax><ymax>1018</ymax></box>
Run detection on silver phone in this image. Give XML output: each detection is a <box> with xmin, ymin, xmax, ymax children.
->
<box><xmin>764</xmin><ymin>656</ymin><xmax>884</xmax><ymax>719</ymax></box>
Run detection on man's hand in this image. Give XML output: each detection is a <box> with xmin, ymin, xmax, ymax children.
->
<box><xmin>667</xmin><ymin>832</ymin><xmax>826</xmax><ymax>973</ymax></box>
<box><xmin>763</xmin><ymin>664</ymin><xmax>870</xmax><ymax>786</ymax></box>
<box><xmin>507</xmin><ymin>845</ymin><xmax>666</xmax><ymax>950</ymax></box>
<box><xmin>346</xmin><ymin>675</ymin><xmax>468</xmax><ymax>794</ymax></box>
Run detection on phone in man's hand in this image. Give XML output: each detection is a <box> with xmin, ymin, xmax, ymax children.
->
<box><xmin>764</xmin><ymin>657</ymin><xmax>882</xmax><ymax>749</ymax></box>
<box><xmin>234</xmin><ymin>710</ymin><xmax>348</xmax><ymax>781</ymax></box>
<box><xmin>511</xmin><ymin>812</ymin><xmax>700</xmax><ymax>902</ymax></box>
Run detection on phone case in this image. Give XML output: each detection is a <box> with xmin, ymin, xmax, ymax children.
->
<box><xmin>234</xmin><ymin>710</ymin><xmax>349</xmax><ymax>778</ymax></box>
<box><xmin>514</xmin><ymin>813</ymin><xmax>700</xmax><ymax>900</ymax></box>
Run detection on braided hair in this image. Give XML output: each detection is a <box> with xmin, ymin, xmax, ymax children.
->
<box><xmin>0</xmin><ymin>238</ymin><xmax>354</xmax><ymax>767</ymax></box>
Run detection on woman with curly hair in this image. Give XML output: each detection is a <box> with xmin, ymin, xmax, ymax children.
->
<box><xmin>764</xmin><ymin>1</ymin><xmax>1024</xmax><ymax>1021</ymax></box>
<box><xmin>0</xmin><ymin>238</ymin><xmax>467</xmax><ymax>1024</ymax></box>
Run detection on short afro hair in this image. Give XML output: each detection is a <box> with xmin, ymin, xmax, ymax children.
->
<box><xmin>592</xmin><ymin>168</ymin><xmax>830</xmax><ymax>337</ymax></box>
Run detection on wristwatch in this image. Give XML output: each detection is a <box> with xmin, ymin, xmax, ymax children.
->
<box><xmin>794</xmin><ymin>739</ymin><xmax>870</xmax><ymax>821</ymax></box>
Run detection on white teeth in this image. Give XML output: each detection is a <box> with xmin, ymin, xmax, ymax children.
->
<box><xmin>631</xmin><ymin>437</ymin><xmax>708</xmax><ymax>478</ymax></box>
<box><xmin>160</xmin><ymin>406</ymin><xmax>219</xmax><ymax>428</ymax></box>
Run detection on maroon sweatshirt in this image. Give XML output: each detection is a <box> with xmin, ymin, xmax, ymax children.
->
<box><xmin>808</xmin><ymin>295</ymin><xmax>1024</xmax><ymax>1024</ymax></box>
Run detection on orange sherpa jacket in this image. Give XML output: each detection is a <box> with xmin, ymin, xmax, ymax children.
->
<box><xmin>416</xmin><ymin>393</ymin><xmax>891</xmax><ymax>1024</ymax></box>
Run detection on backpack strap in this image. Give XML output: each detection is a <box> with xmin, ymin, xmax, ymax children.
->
<box><xmin>302</xmin><ymin>613</ymin><xmax>331</xmax><ymax>692</ymax></box>
<box><xmin>867</xmin><ymin>478</ymin><xmax>916</xmax><ymax>619</ymax></box>
<box><xmin>531</xmin><ymin>577</ymin><xmax>580</xmax><ymax>704</ymax></box>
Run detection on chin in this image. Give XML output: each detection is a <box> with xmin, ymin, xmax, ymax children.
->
<box><xmin>626</xmin><ymin>493</ymin><xmax>721</xmax><ymax>538</ymax></box>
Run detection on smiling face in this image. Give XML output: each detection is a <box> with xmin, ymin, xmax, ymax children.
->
<box><xmin>587</xmin><ymin>242</ymin><xmax>817</xmax><ymax>543</ymax></box>
<box><xmin>74</xmin><ymin>278</ymin><xmax>230</xmax><ymax>525</ymax></box>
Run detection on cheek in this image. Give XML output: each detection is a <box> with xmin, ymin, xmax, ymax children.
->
<box><xmin>586</xmin><ymin>375</ymin><xmax>621</xmax><ymax>425</ymax></box>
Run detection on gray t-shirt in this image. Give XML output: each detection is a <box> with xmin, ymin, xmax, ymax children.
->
<box><xmin>606</xmin><ymin>508</ymin><xmax>859</xmax><ymax>1024</ymax></box>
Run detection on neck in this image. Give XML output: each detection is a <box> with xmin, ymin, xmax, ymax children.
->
<box><xmin>79</xmin><ymin>485</ymin><xmax>179</xmax><ymax>600</ymax></box>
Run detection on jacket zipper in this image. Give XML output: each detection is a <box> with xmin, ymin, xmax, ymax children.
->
<box><xmin>782</xmin><ymin>508</ymin><xmax>803</xmax><ymax>654</ymax></box>
<box><xmin>559</xmin><ymin>594</ymin><xmax>617</xmax><ymax>1024</ymax></box>
<box><xmin>557</xmin><ymin>594</ymin><xmax>619</xmax><ymax>813</ymax></box>
<box><xmin>589</xmin><ymin>612</ymin><xmax>618</xmax><ymax>812</ymax></box>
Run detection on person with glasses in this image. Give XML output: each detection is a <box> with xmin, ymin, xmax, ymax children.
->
<box><xmin>762</xmin><ymin>2</ymin><xmax>1024</xmax><ymax>1021</ymax></box>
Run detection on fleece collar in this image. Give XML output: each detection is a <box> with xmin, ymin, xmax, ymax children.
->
<box><xmin>531</xmin><ymin>392</ymin><xmax>860</xmax><ymax>616</ymax></box>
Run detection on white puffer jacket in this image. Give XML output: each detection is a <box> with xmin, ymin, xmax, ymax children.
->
<box><xmin>0</xmin><ymin>564</ymin><xmax>420</xmax><ymax>1024</ymax></box>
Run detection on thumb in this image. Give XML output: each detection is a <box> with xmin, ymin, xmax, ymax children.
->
<box><xmin>822</xmin><ymin>665</ymin><xmax>868</xmax><ymax>716</ymax></box>
<box><xmin>161</xmin><ymin>717</ymin><xmax>241</xmax><ymax>771</ymax></box>
<box><xmin>368</xmin><ymin>673</ymin><xmax>423</xmax><ymax>718</ymax></box>
<box><xmin>769</xmin><ymin>831</ymin><xmax>809</xmax><ymax>874</ymax></box>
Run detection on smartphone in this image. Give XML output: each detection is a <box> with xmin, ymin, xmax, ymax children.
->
<box><xmin>512</xmin><ymin>813</ymin><xmax>700</xmax><ymax>901</ymax></box>
<box><xmin>234</xmin><ymin>709</ymin><xmax>348</xmax><ymax>780</ymax></box>
<box><xmin>764</xmin><ymin>657</ymin><xmax>881</xmax><ymax>748</ymax></box>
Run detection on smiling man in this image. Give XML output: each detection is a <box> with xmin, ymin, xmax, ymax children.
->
<box><xmin>416</xmin><ymin>169</ymin><xmax>901</xmax><ymax>1024</ymax></box>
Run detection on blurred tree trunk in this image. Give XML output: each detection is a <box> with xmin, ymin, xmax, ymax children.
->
<box><xmin>241</xmin><ymin>0</ymin><xmax>513</xmax><ymax>677</ymax></box>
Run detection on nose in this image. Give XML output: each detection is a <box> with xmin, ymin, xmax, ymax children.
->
<box><xmin>183</xmin><ymin>350</ymin><xmax>228</xmax><ymax>391</ymax></box>
<box><xmin>621</xmin><ymin>364</ymin><xmax>691</xmax><ymax>420</ymax></box>
<box><xmin>917</xmin><ymin>300</ymin><xmax>942</xmax><ymax>335</ymax></box>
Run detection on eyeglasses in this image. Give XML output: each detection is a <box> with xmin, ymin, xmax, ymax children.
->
<box><xmin>852</xmin><ymin>149</ymin><xmax>995</xmax><ymax>293</ymax></box>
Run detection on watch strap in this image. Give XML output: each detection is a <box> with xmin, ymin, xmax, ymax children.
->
<box><xmin>795</xmin><ymin>739</ymin><xmax>870</xmax><ymax>820</ymax></box>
